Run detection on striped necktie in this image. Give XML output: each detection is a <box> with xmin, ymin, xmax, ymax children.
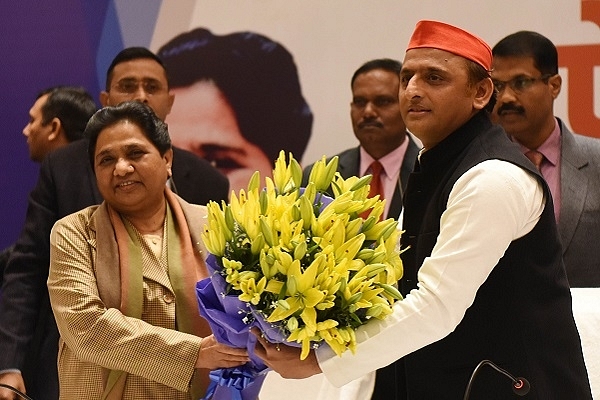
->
<box><xmin>525</xmin><ymin>150</ymin><xmax>544</xmax><ymax>171</ymax></box>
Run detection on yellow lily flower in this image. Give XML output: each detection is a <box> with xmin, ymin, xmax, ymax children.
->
<box><xmin>334</xmin><ymin>233</ymin><xmax>366</xmax><ymax>261</ymax></box>
<box><xmin>201</xmin><ymin>152</ymin><xmax>405</xmax><ymax>361</ymax></box>
<box><xmin>239</xmin><ymin>276</ymin><xmax>267</xmax><ymax>305</ymax></box>
<box><xmin>267</xmin><ymin>257</ymin><xmax>325</xmax><ymax>323</ymax></box>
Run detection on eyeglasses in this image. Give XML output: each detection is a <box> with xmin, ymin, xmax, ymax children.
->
<box><xmin>112</xmin><ymin>78</ymin><xmax>165</xmax><ymax>96</ymax></box>
<box><xmin>492</xmin><ymin>74</ymin><xmax>553</xmax><ymax>94</ymax></box>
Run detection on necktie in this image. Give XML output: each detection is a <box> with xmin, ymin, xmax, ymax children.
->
<box><xmin>525</xmin><ymin>150</ymin><xmax>544</xmax><ymax>171</ymax></box>
<box><xmin>360</xmin><ymin>161</ymin><xmax>384</xmax><ymax>220</ymax></box>
<box><xmin>368</xmin><ymin>160</ymin><xmax>384</xmax><ymax>200</ymax></box>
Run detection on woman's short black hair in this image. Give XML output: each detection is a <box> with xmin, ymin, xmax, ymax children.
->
<box><xmin>85</xmin><ymin>101</ymin><xmax>171</xmax><ymax>169</ymax></box>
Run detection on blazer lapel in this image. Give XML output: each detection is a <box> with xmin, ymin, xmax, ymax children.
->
<box><xmin>558</xmin><ymin>123</ymin><xmax>589</xmax><ymax>253</ymax></box>
<box><xmin>337</xmin><ymin>147</ymin><xmax>361</xmax><ymax>179</ymax></box>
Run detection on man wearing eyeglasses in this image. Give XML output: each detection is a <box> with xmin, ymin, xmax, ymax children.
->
<box><xmin>491</xmin><ymin>31</ymin><xmax>600</xmax><ymax>288</ymax></box>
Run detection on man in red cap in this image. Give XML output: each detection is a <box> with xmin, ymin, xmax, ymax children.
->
<box><xmin>253</xmin><ymin>20</ymin><xmax>592</xmax><ymax>399</ymax></box>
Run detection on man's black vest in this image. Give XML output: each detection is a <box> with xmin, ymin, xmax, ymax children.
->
<box><xmin>372</xmin><ymin>112</ymin><xmax>591</xmax><ymax>399</ymax></box>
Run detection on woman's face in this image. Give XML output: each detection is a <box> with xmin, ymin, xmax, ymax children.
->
<box><xmin>93</xmin><ymin>120</ymin><xmax>173</xmax><ymax>216</ymax></box>
<box><xmin>167</xmin><ymin>80</ymin><xmax>273</xmax><ymax>192</ymax></box>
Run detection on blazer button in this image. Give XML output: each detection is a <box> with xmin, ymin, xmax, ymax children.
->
<box><xmin>163</xmin><ymin>293</ymin><xmax>175</xmax><ymax>304</ymax></box>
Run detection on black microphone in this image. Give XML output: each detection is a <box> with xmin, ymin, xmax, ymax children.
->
<box><xmin>0</xmin><ymin>383</ymin><xmax>34</xmax><ymax>400</ymax></box>
<box><xmin>463</xmin><ymin>359</ymin><xmax>531</xmax><ymax>399</ymax></box>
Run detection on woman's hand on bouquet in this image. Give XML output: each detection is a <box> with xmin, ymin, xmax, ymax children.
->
<box><xmin>196</xmin><ymin>334</ymin><xmax>250</xmax><ymax>370</ymax></box>
<box><xmin>251</xmin><ymin>328</ymin><xmax>322</xmax><ymax>379</ymax></box>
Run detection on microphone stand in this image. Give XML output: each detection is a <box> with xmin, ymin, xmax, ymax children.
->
<box><xmin>463</xmin><ymin>359</ymin><xmax>530</xmax><ymax>399</ymax></box>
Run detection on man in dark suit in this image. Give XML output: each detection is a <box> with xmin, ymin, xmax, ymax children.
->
<box><xmin>492</xmin><ymin>31</ymin><xmax>600</xmax><ymax>287</ymax></box>
<box><xmin>0</xmin><ymin>86</ymin><xmax>97</xmax><ymax>288</ymax></box>
<box><xmin>303</xmin><ymin>58</ymin><xmax>419</xmax><ymax>220</ymax></box>
<box><xmin>0</xmin><ymin>47</ymin><xmax>229</xmax><ymax>400</ymax></box>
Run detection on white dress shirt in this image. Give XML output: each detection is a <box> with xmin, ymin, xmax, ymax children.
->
<box><xmin>317</xmin><ymin>159</ymin><xmax>545</xmax><ymax>387</ymax></box>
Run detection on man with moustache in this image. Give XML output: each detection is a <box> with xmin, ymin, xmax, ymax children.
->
<box><xmin>0</xmin><ymin>48</ymin><xmax>229</xmax><ymax>400</ymax></box>
<box><xmin>492</xmin><ymin>31</ymin><xmax>600</xmax><ymax>287</ymax></box>
<box><xmin>302</xmin><ymin>58</ymin><xmax>419</xmax><ymax>220</ymax></box>
<box><xmin>0</xmin><ymin>86</ymin><xmax>97</xmax><ymax>287</ymax></box>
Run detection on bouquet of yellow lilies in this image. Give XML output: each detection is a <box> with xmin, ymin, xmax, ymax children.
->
<box><xmin>198</xmin><ymin>151</ymin><xmax>403</xmax><ymax>368</ymax></box>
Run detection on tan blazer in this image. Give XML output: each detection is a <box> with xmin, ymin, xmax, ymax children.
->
<box><xmin>48</xmin><ymin>195</ymin><xmax>209</xmax><ymax>400</ymax></box>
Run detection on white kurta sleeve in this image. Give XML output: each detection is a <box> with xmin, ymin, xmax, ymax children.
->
<box><xmin>317</xmin><ymin>160</ymin><xmax>545</xmax><ymax>387</ymax></box>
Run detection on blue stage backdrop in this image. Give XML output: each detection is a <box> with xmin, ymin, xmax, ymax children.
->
<box><xmin>0</xmin><ymin>0</ymin><xmax>159</xmax><ymax>249</ymax></box>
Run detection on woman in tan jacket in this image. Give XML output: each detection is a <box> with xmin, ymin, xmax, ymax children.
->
<box><xmin>48</xmin><ymin>101</ymin><xmax>248</xmax><ymax>400</ymax></box>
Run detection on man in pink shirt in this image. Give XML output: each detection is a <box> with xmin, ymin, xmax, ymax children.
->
<box><xmin>492</xmin><ymin>31</ymin><xmax>600</xmax><ymax>287</ymax></box>
<box><xmin>302</xmin><ymin>58</ymin><xmax>420</xmax><ymax>220</ymax></box>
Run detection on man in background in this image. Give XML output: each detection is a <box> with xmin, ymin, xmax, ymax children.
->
<box><xmin>302</xmin><ymin>58</ymin><xmax>419</xmax><ymax>220</ymax></box>
<box><xmin>0</xmin><ymin>48</ymin><xmax>229</xmax><ymax>400</ymax></box>
<box><xmin>0</xmin><ymin>86</ymin><xmax>96</xmax><ymax>287</ymax></box>
<box><xmin>23</xmin><ymin>86</ymin><xmax>96</xmax><ymax>162</ymax></box>
<box><xmin>492</xmin><ymin>31</ymin><xmax>600</xmax><ymax>287</ymax></box>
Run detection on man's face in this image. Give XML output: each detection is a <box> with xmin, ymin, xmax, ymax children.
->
<box><xmin>22</xmin><ymin>94</ymin><xmax>52</xmax><ymax>162</ymax></box>
<box><xmin>399</xmin><ymin>48</ymin><xmax>489</xmax><ymax>149</ymax></box>
<box><xmin>491</xmin><ymin>56</ymin><xmax>560</xmax><ymax>149</ymax></box>
<box><xmin>167</xmin><ymin>80</ymin><xmax>273</xmax><ymax>192</ymax></box>
<box><xmin>100</xmin><ymin>58</ymin><xmax>175</xmax><ymax>121</ymax></box>
<box><xmin>350</xmin><ymin>69</ymin><xmax>407</xmax><ymax>159</ymax></box>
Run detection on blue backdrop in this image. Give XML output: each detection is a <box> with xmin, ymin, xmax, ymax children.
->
<box><xmin>0</xmin><ymin>0</ymin><xmax>162</xmax><ymax>249</ymax></box>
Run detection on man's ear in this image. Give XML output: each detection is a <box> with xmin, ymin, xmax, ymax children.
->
<box><xmin>473</xmin><ymin>77</ymin><xmax>494</xmax><ymax>111</ymax></box>
<box><xmin>47</xmin><ymin>117</ymin><xmax>63</xmax><ymax>141</ymax></box>
<box><xmin>99</xmin><ymin>91</ymin><xmax>110</xmax><ymax>107</ymax></box>
<box><xmin>548</xmin><ymin>74</ymin><xmax>562</xmax><ymax>100</ymax></box>
<box><xmin>166</xmin><ymin>92</ymin><xmax>175</xmax><ymax>116</ymax></box>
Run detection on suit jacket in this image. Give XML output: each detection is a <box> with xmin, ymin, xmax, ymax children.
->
<box><xmin>0</xmin><ymin>139</ymin><xmax>228</xmax><ymax>400</ymax></box>
<box><xmin>558</xmin><ymin>118</ymin><xmax>600</xmax><ymax>287</ymax></box>
<box><xmin>302</xmin><ymin>135</ymin><xmax>420</xmax><ymax>219</ymax></box>
<box><xmin>48</xmin><ymin>195</ymin><xmax>208</xmax><ymax>400</ymax></box>
<box><xmin>0</xmin><ymin>245</ymin><xmax>13</xmax><ymax>288</ymax></box>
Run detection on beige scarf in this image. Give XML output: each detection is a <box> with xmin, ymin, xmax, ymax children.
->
<box><xmin>95</xmin><ymin>188</ymin><xmax>211</xmax><ymax>399</ymax></box>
